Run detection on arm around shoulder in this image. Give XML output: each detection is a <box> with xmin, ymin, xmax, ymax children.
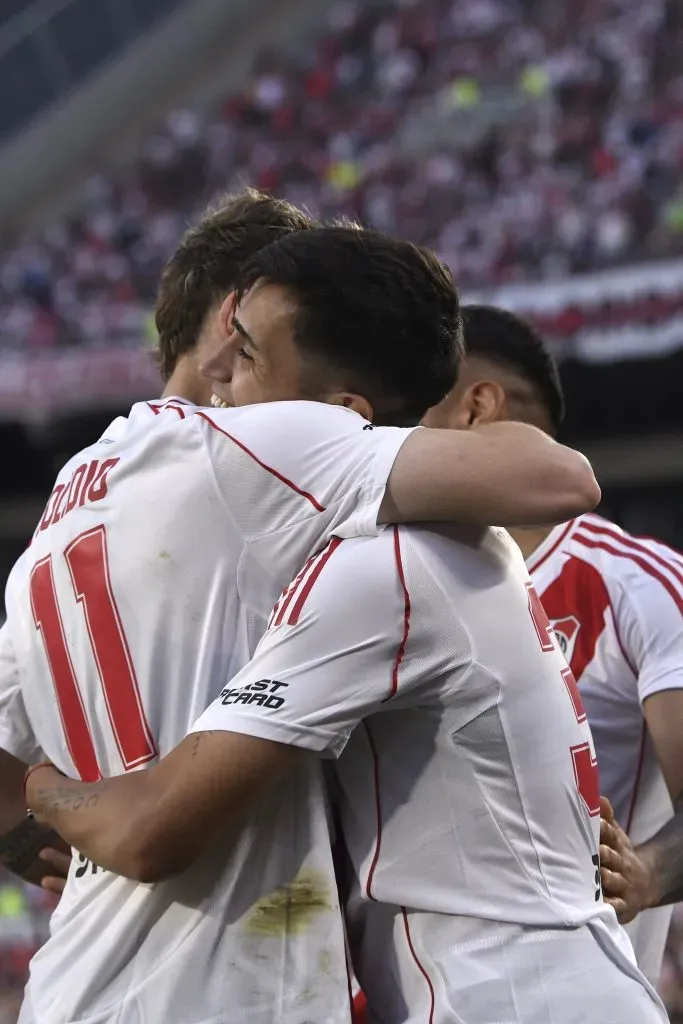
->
<box><xmin>380</xmin><ymin>422</ymin><xmax>599</xmax><ymax>527</ymax></box>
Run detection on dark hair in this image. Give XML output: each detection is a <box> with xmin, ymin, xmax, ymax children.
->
<box><xmin>462</xmin><ymin>304</ymin><xmax>565</xmax><ymax>434</ymax></box>
<box><xmin>235</xmin><ymin>227</ymin><xmax>462</xmax><ymax>425</ymax></box>
<box><xmin>155</xmin><ymin>188</ymin><xmax>316</xmax><ymax>380</ymax></box>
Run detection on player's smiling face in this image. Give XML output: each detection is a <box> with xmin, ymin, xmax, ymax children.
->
<box><xmin>202</xmin><ymin>280</ymin><xmax>312</xmax><ymax>409</ymax></box>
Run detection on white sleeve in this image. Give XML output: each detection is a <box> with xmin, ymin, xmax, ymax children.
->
<box><xmin>613</xmin><ymin>562</ymin><xmax>683</xmax><ymax>705</ymax></box>
<box><xmin>192</xmin><ymin>529</ymin><xmax>437</xmax><ymax>757</ymax></box>
<box><xmin>193</xmin><ymin>402</ymin><xmax>414</xmax><ymax>592</ymax></box>
<box><xmin>0</xmin><ymin>622</ymin><xmax>42</xmax><ymax>765</ymax></box>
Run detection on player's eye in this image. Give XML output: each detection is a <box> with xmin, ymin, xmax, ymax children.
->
<box><xmin>237</xmin><ymin>347</ymin><xmax>253</xmax><ymax>362</ymax></box>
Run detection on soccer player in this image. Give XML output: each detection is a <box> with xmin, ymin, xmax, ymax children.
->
<box><xmin>0</xmin><ymin>188</ymin><xmax>317</xmax><ymax>889</ymax></box>
<box><xmin>25</xmin><ymin>350</ymin><xmax>667</xmax><ymax>1019</ymax></box>
<box><xmin>424</xmin><ymin>303</ymin><xmax>683</xmax><ymax>988</ymax></box>
<box><xmin>2</xmin><ymin>232</ymin><xmax>599</xmax><ymax>1024</ymax></box>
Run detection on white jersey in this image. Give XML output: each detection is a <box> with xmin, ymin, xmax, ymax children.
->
<box><xmin>528</xmin><ymin>511</ymin><xmax>683</xmax><ymax>985</ymax></box>
<box><xmin>195</xmin><ymin>523</ymin><xmax>667</xmax><ymax>1024</ymax></box>
<box><xmin>0</xmin><ymin>396</ymin><xmax>414</xmax><ymax>1024</ymax></box>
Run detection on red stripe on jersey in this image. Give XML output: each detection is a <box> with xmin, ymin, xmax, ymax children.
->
<box><xmin>147</xmin><ymin>397</ymin><xmax>192</xmax><ymax>417</ymax></box>
<box><xmin>352</xmin><ymin>992</ymin><xmax>367</xmax><ymax>1024</ymax></box>
<box><xmin>578</xmin><ymin>517</ymin><xmax>683</xmax><ymax>591</ymax></box>
<box><xmin>271</xmin><ymin>551</ymin><xmax>319</xmax><ymax>628</ymax></box>
<box><xmin>573</xmin><ymin>532</ymin><xmax>683</xmax><ymax>616</ymax></box>
<box><xmin>384</xmin><ymin>526</ymin><xmax>411</xmax><ymax>703</ymax></box>
<box><xmin>287</xmin><ymin>537</ymin><xmax>343</xmax><ymax>625</ymax></box>
<box><xmin>196</xmin><ymin>411</ymin><xmax>325</xmax><ymax>511</ymax></box>
<box><xmin>625</xmin><ymin>721</ymin><xmax>648</xmax><ymax>836</ymax></box>
<box><xmin>364</xmin><ymin>721</ymin><xmax>383</xmax><ymax>902</ymax></box>
<box><xmin>527</xmin><ymin>520</ymin><xmax>576</xmax><ymax>574</ymax></box>
<box><xmin>146</xmin><ymin>401</ymin><xmax>186</xmax><ymax>418</ymax></box>
<box><xmin>166</xmin><ymin>404</ymin><xmax>186</xmax><ymax>419</ymax></box>
<box><xmin>401</xmin><ymin>908</ymin><xmax>436</xmax><ymax>1024</ymax></box>
<box><xmin>536</xmin><ymin>555</ymin><xmax>611</xmax><ymax>681</ymax></box>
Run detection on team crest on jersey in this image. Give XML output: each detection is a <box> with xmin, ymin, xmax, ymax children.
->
<box><xmin>550</xmin><ymin>615</ymin><xmax>581</xmax><ymax>664</ymax></box>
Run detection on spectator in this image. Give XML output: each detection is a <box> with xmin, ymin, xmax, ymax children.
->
<box><xmin>2</xmin><ymin>0</ymin><xmax>683</xmax><ymax>351</ymax></box>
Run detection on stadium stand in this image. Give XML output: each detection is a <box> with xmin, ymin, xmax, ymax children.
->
<box><xmin>2</xmin><ymin>0</ymin><xmax>683</xmax><ymax>352</ymax></box>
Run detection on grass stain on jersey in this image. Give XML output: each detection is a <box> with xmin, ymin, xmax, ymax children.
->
<box><xmin>245</xmin><ymin>870</ymin><xmax>331</xmax><ymax>937</ymax></box>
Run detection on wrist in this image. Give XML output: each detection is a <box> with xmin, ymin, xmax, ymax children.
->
<box><xmin>24</xmin><ymin>762</ymin><xmax>65</xmax><ymax>821</ymax></box>
<box><xmin>634</xmin><ymin>843</ymin><xmax>662</xmax><ymax>910</ymax></box>
<box><xmin>23</xmin><ymin>762</ymin><xmax>56</xmax><ymax>805</ymax></box>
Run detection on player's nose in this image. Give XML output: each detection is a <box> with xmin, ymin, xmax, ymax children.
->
<box><xmin>200</xmin><ymin>336</ymin><xmax>235</xmax><ymax>383</ymax></box>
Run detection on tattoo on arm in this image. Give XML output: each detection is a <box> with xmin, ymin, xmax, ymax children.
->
<box><xmin>191</xmin><ymin>732</ymin><xmax>217</xmax><ymax>759</ymax></box>
<box><xmin>0</xmin><ymin>817</ymin><xmax>62</xmax><ymax>879</ymax></box>
<box><xmin>641</xmin><ymin>801</ymin><xmax>683</xmax><ymax>907</ymax></box>
<box><xmin>33</xmin><ymin>786</ymin><xmax>103</xmax><ymax>816</ymax></box>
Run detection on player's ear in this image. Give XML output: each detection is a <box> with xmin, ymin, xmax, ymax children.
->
<box><xmin>423</xmin><ymin>380</ymin><xmax>507</xmax><ymax>429</ymax></box>
<box><xmin>218</xmin><ymin>291</ymin><xmax>238</xmax><ymax>340</ymax></box>
<box><xmin>464</xmin><ymin>380</ymin><xmax>507</xmax><ymax>427</ymax></box>
<box><xmin>326</xmin><ymin>392</ymin><xmax>374</xmax><ymax>423</ymax></box>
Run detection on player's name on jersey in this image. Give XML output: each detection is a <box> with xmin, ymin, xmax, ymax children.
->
<box><xmin>35</xmin><ymin>457</ymin><xmax>119</xmax><ymax>537</ymax></box>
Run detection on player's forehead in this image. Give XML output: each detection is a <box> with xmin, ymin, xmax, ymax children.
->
<box><xmin>236</xmin><ymin>280</ymin><xmax>297</xmax><ymax>346</ymax></box>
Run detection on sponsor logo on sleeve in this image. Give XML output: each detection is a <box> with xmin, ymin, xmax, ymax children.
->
<box><xmin>219</xmin><ymin>679</ymin><xmax>289</xmax><ymax>710</ymax></box>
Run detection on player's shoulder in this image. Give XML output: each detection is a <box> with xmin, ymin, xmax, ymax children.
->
<box><xmin>274</xmin><ymin>524</ymin><xmax>486</xmax><ymax>629</ymax></box>
<box><xmin>268</xmin><ymin>529</ymin><xmax>402</xmax><ymax>631</ymax></box>
<box><xmin>192</xmin><ymin>401</ymin><xmax>370</xmax><ymax>441</ymax></box>
<box><xmin>568</xmin><ymin>512</ymin><xmax>683</xmax><ymax>593</ymax></box>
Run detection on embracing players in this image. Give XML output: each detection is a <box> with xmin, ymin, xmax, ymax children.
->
<box><xmin>24</xmin><ymin>250</ymin><xmax>666</xmax><ymax>1020</ymax></box>
<box><xmin>0</xmin><ymin>213</ymin><xmax>599</xmax><ymax>1024</ymax></box>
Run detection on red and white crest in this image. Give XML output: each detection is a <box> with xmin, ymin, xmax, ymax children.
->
<box><xmin>550</xmin><ymin>615</ymin><xmax>581</xmax><ymax>665</ymax></box>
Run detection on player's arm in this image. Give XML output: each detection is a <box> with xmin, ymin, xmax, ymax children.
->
<box><xmin>599</xmin><ymin>569</ymin><xmax>683</xmax><ymax>919</ymax></box>
<box><xmin>0</xmin><ymin>623</ymin><xmax>69</xmax><ymax>888</ymax></box>
<box><xmin>630</xmin><ymin>689</ymin><xmax>683</xmax><ymax>908</ymax></box>
<box><xmin>25</xmin><ymin>734</ymin><xmax>303</xmax><ymax>883</ymax></box>
<box><xmin>199</xmin><ymin>405</ymin><xmax>599</xmax><ymax>569</ymax></box>
<box><xmin>384</xmin><ymin>422</ymin><xmax>599</xmax><ymax>527</ymax></box>
<box><xmin>27</xmin><ymin>535</ymin><xmax>415</xmax><ymax>882</ymax></box>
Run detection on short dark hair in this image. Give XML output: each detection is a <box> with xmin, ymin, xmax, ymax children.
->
<box><xmin>462</xmin><ymin>304</ymin><xmax>565</xmax><ymax>434</ymax></box>
<box><xmin>155</xmin><ymin>189</ymin><xmax>316</xmax><ymax>380</ymax></box>
<box><xmin>235</xmin><ymin>227</ymin><xmax>462</xmax><ymax>425</ymax></box>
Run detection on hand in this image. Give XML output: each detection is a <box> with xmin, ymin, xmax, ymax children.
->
<box><xmin>599</xmin><ymin>796</ymin><xmax>657</xmax><ymax>924</ymax></box>
<box><xmin>38</xmin><ymin>845</ymin><xmax>72</xmax><ymax>896</ymax></box>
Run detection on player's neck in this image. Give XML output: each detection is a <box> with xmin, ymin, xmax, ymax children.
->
<box><xmin>162</xmin><ymin>357</ymin><xmax>212</xmax><ymax>407</ymax></box>
<box><xmin>507</xmin><ymin>525</ymin><xmax>555</xmax><ymax>563</ymax></box>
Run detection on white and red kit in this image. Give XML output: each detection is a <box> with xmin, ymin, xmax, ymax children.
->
<box><xmin>0</xmin><ymin>397</ymin><xmax>415</xmax><ymax>1024</ymax></box>
<box><xmin>195</xmin><ymin>523</ymin><xmax>667</xmax><ymax>1024</ymax></box>
<box><xmin>529</xmin><ymin>511</ymin><xmax>683</xmax><ymax>985</ymax></box>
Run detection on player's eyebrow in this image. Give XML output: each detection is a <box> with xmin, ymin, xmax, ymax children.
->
<box><xmin>232</xmin><ymin>315</ymin><xmax>256</xmax><ymax>349</ymax></box>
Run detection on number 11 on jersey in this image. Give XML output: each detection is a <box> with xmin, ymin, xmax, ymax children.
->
<box><xmin>30</xmin><ymin>524</ymin><xmax>157</xmax><ymax>781</ymax></box>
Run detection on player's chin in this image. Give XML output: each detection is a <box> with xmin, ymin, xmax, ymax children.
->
<box><xmin>210</xmin><ymin>393</ymin><xmax>233</xmax><ymax>410</ymax></box>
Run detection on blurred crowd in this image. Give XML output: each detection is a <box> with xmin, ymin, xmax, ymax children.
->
<box><xmin>3</xmin><ymin>0</ymin><xmax>683</xmax><ymax>350</ymax></box>
<box><xmin>0</xmin><ymin>870</ymin><xmax>55</xmax><ymax>1024</ymax></box>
